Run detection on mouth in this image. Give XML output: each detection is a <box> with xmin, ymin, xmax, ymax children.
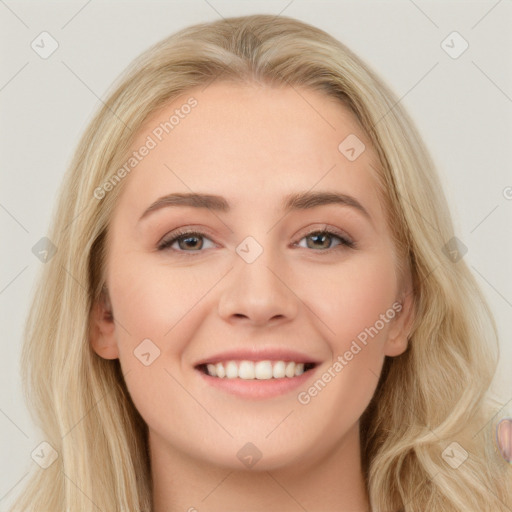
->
<box><xmin>193</xmin><ymin>348</ymin><xmax>322</xmax><ymax>399</ymax></box>
<box><xmin>195</xmin><ymin>360</ymin><xmax>318</xmax><ymax>380</ymax></box>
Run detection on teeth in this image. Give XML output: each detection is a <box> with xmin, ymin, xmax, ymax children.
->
<box><xmin>239</xmin><ymin>361</ymin><xmax>255</xmax><ymax>379</ymax></box>
<box><xmin>272</xmin><ymin>360</ymin><xmax>286</xmax><ymax>378</ymax></box>
<box><xmin>202</xmin><ymin>360</ymin><xmax>308</xmax><ymax>379</ymax></box>
<box><xmin>255</xmin><ymin>360</ymin><xmax>273</xmax><ymax>379</ymax></box>
<box><xmin>215</xmin><ymin>363</ymin><xmax>225</xmax><ymax>378</ymax></box>
<box><xmin>285</xmin><ymin>361</ymin><xmax>296</xmax><ymax>378</ymax></box>
<box><xmin>295</xmin><ymin>363</ymin><xmax>305</xmax><ymax>376</ymax></box>
<box><xmin>226</xmin><ymin>361</ymin><xmax>238</xmax><ymax>379</ymax></box>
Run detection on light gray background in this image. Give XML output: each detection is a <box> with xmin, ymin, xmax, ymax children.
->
<box><xmin>1</xmin><ymin>0</ymin><xmax>511</xmax><ymax>508</ymax></box>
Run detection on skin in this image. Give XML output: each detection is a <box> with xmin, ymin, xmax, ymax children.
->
<box><xmin>90</xmin><ymin>82</ymin><xmax>414</xmax><ymax>512</ymax></box>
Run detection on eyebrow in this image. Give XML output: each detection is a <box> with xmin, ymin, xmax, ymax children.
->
<box><xmin>138</xmin><ymin>191</ymin><xmax>372</xmax><ymax>222</ymax></box>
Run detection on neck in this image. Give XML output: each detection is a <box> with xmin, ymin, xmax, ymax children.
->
<box><xmin>150</xmin><ymin>424</ymin><xmax>370</xmax><ymax>512</ymax></box>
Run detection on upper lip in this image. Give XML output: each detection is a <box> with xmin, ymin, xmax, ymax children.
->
<box><xmin>193</xmin><ymin>348</ymin><xmax>322</xmax><ymax>367</ymax></box>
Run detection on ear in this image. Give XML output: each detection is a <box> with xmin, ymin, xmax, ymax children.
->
<box><xmin>89</xmin><ymin>287</ymin><xmax>119</xmax><ymax>360</ymax></box>
<box><xmin>383</xmin><ymin>285</ymin><xmax>415</xmax><ymax>357</ymax></box>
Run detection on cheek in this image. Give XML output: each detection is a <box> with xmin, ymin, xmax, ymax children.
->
<box><xmin>108</xmin><ymin>251</ymin><xmax>217</xmax><ymax>345</ymax></box>
<box><xmin>106</xmin><ymin>257</ymin><xmax>220</xmax><ymax>452</ymax></box>
<box><xmin>306</xmin><ymin>251</ymin><xmax>399</xmax><ymax>354</ymax></box>
<box><xmin>295</xmin><ymin>255</ymin><xmax>398</xmax><ymax>438</ymax></box>
<box><xmin>106</xmin><ymin>250</ymin><xmax>234</xmax><ymax>423</ymax></box>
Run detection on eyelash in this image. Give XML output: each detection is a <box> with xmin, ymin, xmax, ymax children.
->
<box><xmin>157</xmin><ymin>227</ymin><xmax>356</xmax><ymax>255</ymax></box>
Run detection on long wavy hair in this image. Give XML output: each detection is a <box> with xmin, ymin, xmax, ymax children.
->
<box><xmin>11</xmin><ymin>13</ymin><xmax>511</xmax><ymax>512</ymax></box>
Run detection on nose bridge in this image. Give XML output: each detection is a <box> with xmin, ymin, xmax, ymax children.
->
<box><xmin>217</xmin><ymin>232</ymin><xmax>297</xmax><ymax>325</ymax></box>
<box><xmin>238</xmin><ymin>238</ymin><xmax>282</xmax><ymax>291</ymax></box>
<box><xmin>236</xmin><ymin>233</ymin><xmax>287</xmax><ymax>298</ymax></box>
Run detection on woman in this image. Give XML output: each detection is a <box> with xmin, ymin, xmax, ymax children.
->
<box><xmin>11</xmin><ymin>14</ymin><xmax>511</xmax><ymax>512</ymax></box>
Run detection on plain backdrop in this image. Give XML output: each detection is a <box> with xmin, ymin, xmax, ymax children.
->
<box><xmin>1</xmin><ymin>0</ymin><xmax>511</xmax><ymax>508</ymax></box>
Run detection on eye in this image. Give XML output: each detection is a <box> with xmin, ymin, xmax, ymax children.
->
<box><xmin>157</xmin><ymin>227</ymin><xmax>356</xmax><ymax>255</ymax></box>
<box><xmin>295</xmin><ymin>229</ymin><xmax>355</xmax><ymax>251</ymax></box>
<box><xmin>157</xmin><ymin>229</ymin><xmax>215</xmax><ymax>253</ymax></box>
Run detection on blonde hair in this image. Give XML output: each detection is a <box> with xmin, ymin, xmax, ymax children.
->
<box><xmin>11</xmin><ymin>14</ymin><xmax>511</xmax><ymax>512</ymax></box>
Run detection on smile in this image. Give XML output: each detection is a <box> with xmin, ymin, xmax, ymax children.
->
<box><xmin>197</xmin><ymin>360</ymin><xmax>317</xmax><ymax>380</ymax></box>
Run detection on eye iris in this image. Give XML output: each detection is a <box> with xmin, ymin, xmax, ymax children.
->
<box><xmin>307</xmin><ymin>232</ymin><xmax>331</xmax><ymax>249</ymax></box>
<box><xmin>179</xmin><ymin>234</ymin><xmax>202</xmax><ymax>251</ymax></box>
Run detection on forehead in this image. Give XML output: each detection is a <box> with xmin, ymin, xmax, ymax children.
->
<box><xmin>113</xmin><ymin>81</ymin><xmax>385</xmax><ymax>222</ymax></box>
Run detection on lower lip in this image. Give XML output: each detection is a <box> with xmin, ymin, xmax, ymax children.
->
<box><xmin>196</xmin><ymin>366</ymin><xmax>319</xmax><ymax>399</ymax></box>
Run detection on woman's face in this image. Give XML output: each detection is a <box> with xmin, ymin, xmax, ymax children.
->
<box><xmin>91</xmin><ymin>82</ymin><xmax>413</xmax><ymax>471</ymax></box>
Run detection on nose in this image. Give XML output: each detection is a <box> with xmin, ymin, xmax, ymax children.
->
<box><xmin>217</xmin><ymin>246</ymin><xmax>299</xmax><ymax>327</ymax></box>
